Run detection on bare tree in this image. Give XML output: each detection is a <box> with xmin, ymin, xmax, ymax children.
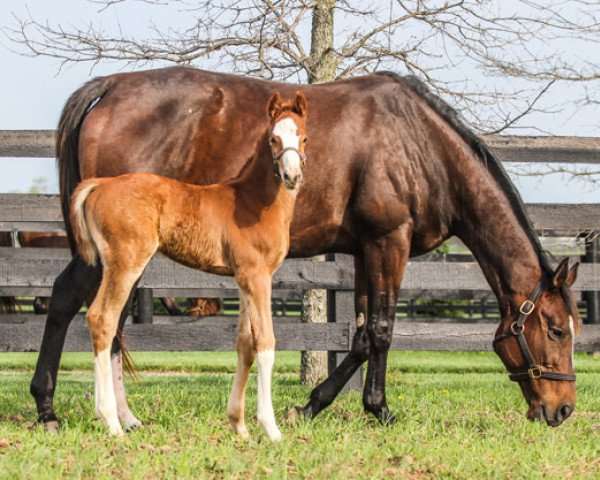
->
<box><xmin>5</xmin><ymin>1</ymin><xmax>600</xmax><ymax>132</ymax></box>
<box><xmin>4</xmin><ymin>0</ymin><xmax>600</xmax><ymax>383</ymax></box>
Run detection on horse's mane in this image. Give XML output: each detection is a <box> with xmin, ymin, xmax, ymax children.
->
<box><xmin>375</xmin><ymin>71</ymin><xmax>553</xmax><ymax>277</ymax></box>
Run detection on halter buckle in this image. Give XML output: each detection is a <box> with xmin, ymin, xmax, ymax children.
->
<box><xmin>519</xmin><ymin>300</ymin><xmax>535</xmax><ymax>316</ymax></box>
<box><xmin>510</xmin><ymin>321</ymin><xmax>524</xmax><ymax>336</ymax></box>
<box><xmin>528</xmin><ymin>365</ymin><xmax>543</xmax><ymax>379</ymax></box>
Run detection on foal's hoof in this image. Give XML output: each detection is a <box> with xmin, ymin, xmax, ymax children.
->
<box><xmin>123</xmin><ymin>419</ymin><xmax>143</xmax><ymax>432</ymax></box>
<box><xmin>43</xmin><ymin>420</ymin><xmax>61</xmax><ymax>434</ymax></box>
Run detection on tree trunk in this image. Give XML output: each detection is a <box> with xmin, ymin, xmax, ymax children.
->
<box><xmin>300</xmin><ymin>0</ymin><xmax>339</xmax><ymax>387</ymax></box>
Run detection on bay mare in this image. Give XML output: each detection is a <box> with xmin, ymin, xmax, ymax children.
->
<box><xmin>31</xmin><ymin>68</ymin><xmax>579</xmax><ymax>431</ymax></box>
<box><xmin>70</xmin><ymin>92</ymin><xmax>307</xmax><ymax>439</ymax></box>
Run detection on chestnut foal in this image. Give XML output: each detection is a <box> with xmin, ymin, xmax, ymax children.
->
<box><xmin>70</xmin><ymin>92</ymin><xmax>307</xmax><ymax>440</ymax></box>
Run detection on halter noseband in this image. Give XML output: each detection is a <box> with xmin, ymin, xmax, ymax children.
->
<box><xmin>272</xmin><ymin>147</ymin><xmax>307</xmax><ymax>181</ymax></box>
<box><xmin>493</xmin><ymin>280</ymin><xmax>576</xmax><ymax>383</ymax></box>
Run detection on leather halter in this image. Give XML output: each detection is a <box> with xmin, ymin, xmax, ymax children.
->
<box><xmin>493</xmin><ymin>280</ymin><xmax>576</xmax><ymax>383</ymax></box>
<box><xmin>272</xmin><ymin>147</ymin><xmax>306</xmax><ymax>181</ymax></box>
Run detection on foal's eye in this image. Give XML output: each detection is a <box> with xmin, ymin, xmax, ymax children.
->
<box><xmin>548</xmin><ymin>327</ymin><xmax>564</xmax><ymax>341</ymax></box>
<box><xmin>302</xmin><ymin>137</ymin><xmax>308</xmax><ymax>144</ymax></box>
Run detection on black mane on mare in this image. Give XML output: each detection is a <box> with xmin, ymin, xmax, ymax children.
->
<box><xmin>375</xmin><ymin>71</ymin><xmax>554</xmax><ymax>277</ymax></box>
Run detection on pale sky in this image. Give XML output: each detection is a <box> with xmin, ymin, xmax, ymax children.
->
<box><xmin>0</xmin><ymin>1</ymin><xmax>598</xmax><ymax>202</ymax></box>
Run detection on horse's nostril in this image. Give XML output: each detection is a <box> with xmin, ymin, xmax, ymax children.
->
<box><xmin>558</xmin><ymin>404</ymin><xmax>573</xmax><ymax>421</ymax></box>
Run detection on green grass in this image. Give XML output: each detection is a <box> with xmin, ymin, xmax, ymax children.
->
<box><xmin>1</xmin><ymin>351</ymin><xmax>600</xmax><ymax>479</ymax></box>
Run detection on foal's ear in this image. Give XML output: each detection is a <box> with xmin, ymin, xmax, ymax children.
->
<box><xmin>565</xmin><ymin>262</ymin><xmax>579</xmax><ymax>288</ymax></box>
<box><xmin>552</xmin><ymin>258</ymin><xmax>575</xmax><ymax>289</ymax></box>
<box><xmin>268</xmin><ymin>92</ymin><xmax>283</xmax><ymax>119</ymax></box>
<box><xmin>294</xmin><ymin>91</ymin><xmax>307</xmax><ymax>117</ymax></box>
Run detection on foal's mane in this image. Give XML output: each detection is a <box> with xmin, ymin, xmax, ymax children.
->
<box><xmin>375</xmin><ymin>71</ymin><xmax>554</xmax><ymax>278</ymax></box>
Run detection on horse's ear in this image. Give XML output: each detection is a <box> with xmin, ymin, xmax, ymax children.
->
<box><xmin>552</xmin><ymin>258</ymin><xmax>571</xmax><ymax>289</ymax></box>
<box><xmin>268</xmin><ymin>92</ymin><xmax>283</xmax><ymax>119</ymax></box>
<box><xmin>294</xmin><ymin>91</ymin><xmax>307</xmax><ymax>117</ymax></box>
<box><xmin>565</xmin><ymin>262</ymin><xmax>579</xmax><ymax>288</ymax></box>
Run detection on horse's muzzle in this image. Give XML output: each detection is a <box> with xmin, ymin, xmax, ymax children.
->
<box><xmin>528</xmin><ymin>402</ymin><xmax>573</xmax><ymax>427</ymax></box>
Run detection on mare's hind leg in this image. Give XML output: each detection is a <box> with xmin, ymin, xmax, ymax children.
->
<box><xmin>88</xmin><ymin>266</ymin><xmax>147</xmax><ymax>435</ymax></box>
<box><xmin>30</xmin><ymin>255</ymin><xmax>102</xmax><ymax>430</ymax></box>
<box><xmin>362</xmin><ymin>225</ymin><xmax>411</xmax><ymax>424</ymax></box>
<box><xmin>111</xmin><ymin>285</ymin><xmax>142</xmax><ymax>431</ymax></box>
<box><xmin>297</xmin><ymin>254</ymin><xmax>370</xmax><ymax>419</ymax></box>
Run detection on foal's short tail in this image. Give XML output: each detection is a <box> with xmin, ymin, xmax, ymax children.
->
<box><xmin>70</xmin><ymin>180</ymin><xmax>103</xmax><ymax>267</ymax></box>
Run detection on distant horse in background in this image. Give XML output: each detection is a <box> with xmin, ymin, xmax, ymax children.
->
<box><xmin>33</xmin><ymin>68</ymin><xmax>579</xmax><ymax>431</ymax></box>
<box><xmin>0</xmin><ymin>231</ymin><xmax>221</xmax><ymax>316</ymax></box>
<box><xmin>0</xmin><ymin>232</ymin><xmax>18</xmax><ymax>313</ymax></box>
<box><xmin>70</xmin><ymin>92</ymin><xmax>307</xmax><ymax>439</ymax></box>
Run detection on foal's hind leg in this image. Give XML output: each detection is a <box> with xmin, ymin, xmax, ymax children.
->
<box><xmin>30</xmin><ymin>255</ymin><xmax>102</xmax><ymax>430</ymax></box>
<box><xmin>111</xmin><ymin>285</ymin><xmax>143</xmax><ymax>431</ymax></box>
<box><xmin>88</xmin><ymin>266</ymin><xmax>147</xmax><ymax>435</ymax></box>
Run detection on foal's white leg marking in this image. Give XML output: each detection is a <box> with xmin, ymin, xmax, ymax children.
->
<box><xmin>256</xmin><ymin>349</ymin><xmax>281</xmax><ymax>441</ymax></box>
<box><xmin>95</xmin><ymin>348</ymin><xmax>124</xmax><ymax>435</ymax></box>
<box><xmin>111</xmin><ymin>353</ymin><xmax>142</xmax><ymax>431</ymax></box>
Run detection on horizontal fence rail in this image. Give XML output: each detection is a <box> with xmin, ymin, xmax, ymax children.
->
<box><xmin>0</xmin><ymin>194</ymin><xmax>599</xmax><ymax>233</ymax></box>
<box><xmin>2</xmin><ymin>130</ymin><xmax>600</xmax><ymax>163</ymax></box>
<box><xmin>0</xmin><ymin>131</ymin><xmax>599</xmax><ymax>356</ymax></box>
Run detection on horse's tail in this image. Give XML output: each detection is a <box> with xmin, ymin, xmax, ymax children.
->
<box><xmin>70</xmin><ymin>180</ymin><xmax>103</xmax><ymax>266</ymax></box>
<box><xmin>57</xmin><ymin>76</ymin><xmax>114</xmax><ymax>254</ymax></box>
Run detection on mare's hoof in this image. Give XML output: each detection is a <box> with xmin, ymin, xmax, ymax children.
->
<box><xmin>284</xmin><ymin>405</ymin><xmax>313</xmax><ymax>423</ymax></box>
<box><xmin>367</xmin><ymin>408</ymin><xmax>397</xmax><ymax>426</ymax></box>
<box><xmin>43</xmin><ymin>420</ymin><xmax>61</xmax><ymax>434</ymax></box>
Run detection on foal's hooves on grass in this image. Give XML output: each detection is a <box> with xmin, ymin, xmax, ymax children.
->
<box><xmin>123</xmin><ymin>419</ymin><xmax>143</xmax><ymax>432</ymax></box>
<box><xmin>43</xmin><ymin>420</ymin><xmax>61</xmax><ymax>434</ymax></box>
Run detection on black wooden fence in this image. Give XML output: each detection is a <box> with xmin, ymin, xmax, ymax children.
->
<box><xmin>1</xmin><ymin>131</ymin><xmax>600</xmax><ymax>361</ymax></box>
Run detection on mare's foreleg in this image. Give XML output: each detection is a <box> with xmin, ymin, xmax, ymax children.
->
<box><xmin>298</xmin><ymin>254</ymin><xmax>370</xmax><ymax>419</ymax></box>
<box><xmin>362</xmin><ymin>225</ymin><xmax>411</xmax><ymax>424</ymax></box>
<box><xmin>30</xmin><ymin>255</ymin><xmax>102</xmax><ymax>431</ymax></box>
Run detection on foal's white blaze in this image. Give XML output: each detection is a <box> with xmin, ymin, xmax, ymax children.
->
<box><xmin>272</xmin><ymin>117</ymin><xmax>303</xmax><ymax>186</ymax></box>
<box><xmin>256</xmin><ymin>349</ymin><xmax>282</xmax><ymax>441</ymax></box>
<box><xmin>111</xmin><ymin>353</ymin><xmax>142</xmax><ymax>431</ymax></box>
<box><xmin>569</xmin><ymin>315</ymin><xmax>575</xmax><ymax>366</ymax></box>
<box><xmin>95</xmin><ymin>348</ymin><xmax>123</xmax><ymax>435</ymax></box>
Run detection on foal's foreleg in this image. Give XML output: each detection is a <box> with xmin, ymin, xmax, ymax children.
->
<box><xmin>227</xmin><ymin>295</ymin><xmax>255</xmax><ymax>439</ymax></box>
<box><xmin>236</xmin><ymin>271</ymin><xmax>281</xmax><ymax>441</ymax></box>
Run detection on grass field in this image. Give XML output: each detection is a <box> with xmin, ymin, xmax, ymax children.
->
<box><xmin>1</xmin><ymin>351</ymin><xmax>600</xmax><ymax>479</ymax></box>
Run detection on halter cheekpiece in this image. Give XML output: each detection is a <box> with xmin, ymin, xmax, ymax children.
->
<box><xmin>493</xmin><ymin>280</ymin><xmax>576</xmax><ymax>383</ymax></box>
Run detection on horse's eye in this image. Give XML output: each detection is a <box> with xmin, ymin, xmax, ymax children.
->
<box><xmin>548</xmin><ymin>327</ymin><xmax>564</xmax><ymax>341</ymax></box>
<box><xmin>270</xmin><ymin>136</ymin><xmax>276</xmax><ymax>145</ymax></box>
<box><xmin>303</xmin><ymin>137</ymin><xmax>308</xmax><ymax>144</ymax></box>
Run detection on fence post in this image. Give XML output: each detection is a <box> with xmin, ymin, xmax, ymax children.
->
<box><xmin>583</xmin><ymin>235</ymin><xmax>600</xmax><ymax>324</ymax></box>
<box><xmin>327</xmin><ymin>254</ymin><xmax>363</xmax><ymax>392</ymax></box>
<box><xmin>134</xmin><ymin>288</ymin><xmax>154</xmax><ymax>324</ymax></box>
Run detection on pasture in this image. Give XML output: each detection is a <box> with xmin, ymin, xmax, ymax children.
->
<box><xmin>1</xmin><ymin>351</ymin><xmax>600</xmax><ymax>479</ymax></box>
